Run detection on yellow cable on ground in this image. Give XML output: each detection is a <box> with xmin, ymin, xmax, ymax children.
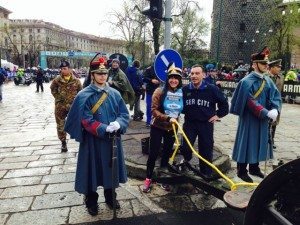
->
<box><xmin>171</xmin><ymin>120</ymin><xmax>259</xmax><ymax>191</ymax></box>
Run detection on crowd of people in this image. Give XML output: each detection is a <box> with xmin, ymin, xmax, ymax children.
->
<box><xmin>0</xmin><ymin>46</ymin><xmax>292</xmax><ymax>217</ymax></box>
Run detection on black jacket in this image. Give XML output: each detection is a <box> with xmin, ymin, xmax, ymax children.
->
<box><xmin>143</xmin><ymin>66</ymin><xmax>160</xmax><ymax>95</ymax></box>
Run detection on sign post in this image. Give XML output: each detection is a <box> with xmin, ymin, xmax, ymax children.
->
<box><xmin>154</xmin><ymin>49</ymin><xmax>183</xmax><ymax>82</ymax></box>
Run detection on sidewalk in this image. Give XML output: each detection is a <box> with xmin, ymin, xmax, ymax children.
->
<box><xmin>0</xmin><ymin>81</ymin><xmax>299</xmax><ymax>224</ymax></box>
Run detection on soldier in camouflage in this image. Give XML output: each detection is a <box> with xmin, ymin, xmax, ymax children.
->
<box><xmin>50</xmin><ymin>60</ymin><xmax>82</xmax><ymax>152</ymax></box>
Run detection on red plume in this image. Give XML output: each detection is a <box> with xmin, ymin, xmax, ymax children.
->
<box><xmin>260</xmin><ymin>46</ymin><xmax>270</xmax><ymax>57</ymax></box>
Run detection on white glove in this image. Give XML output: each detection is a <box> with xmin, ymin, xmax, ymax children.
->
<box><xmin>109</xmin><ymin>121</ymin><xmax>120</xmax><ymax>131</ymax></box>
<box><xmin>267</xmin><ymin>109</ymin><xmax>278</xmax><ymax>121</ymax></box>
<box><xmin>106</xmin><ymin>125</ymin><xmax>115</xmax><ymax>133</ymax></box>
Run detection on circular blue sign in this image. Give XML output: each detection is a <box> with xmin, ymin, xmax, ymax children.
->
<box><xmin>109</xmin><ymin>53</ymin><xmax>129</xmax><ymax>72</ymax></box>
<box><xmin>154</xmin><ymin>49</ymin><xmax>183</xmax><ymax>82</ymax></box>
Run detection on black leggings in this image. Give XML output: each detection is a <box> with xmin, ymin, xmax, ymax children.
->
<box><xmin>146</xmin><ymin>126</ymin><xmax>175</xmax><ymax>179</ymax></box>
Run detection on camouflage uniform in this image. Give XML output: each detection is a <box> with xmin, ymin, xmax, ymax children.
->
<box><xmin>50</xmin><ymin>74</ymin><xmax>82</xmax><ymax>141</ymax></box>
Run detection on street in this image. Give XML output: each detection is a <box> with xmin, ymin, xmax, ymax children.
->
<box><xmin>0</xmin><ymin>80</ymin><xmax>299</xmax><ymax>225</ymax></box>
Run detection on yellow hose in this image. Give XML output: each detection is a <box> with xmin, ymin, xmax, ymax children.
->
<box><xmin>170</xmin><ymin>120</ymin><xmax>259</xmax><ymax>191</ymax></box>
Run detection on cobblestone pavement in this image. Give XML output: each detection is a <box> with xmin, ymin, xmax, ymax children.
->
<box><xmin>0</xmin><ymin>81</ymin><xmax>299</xmax><ymax>225</ymax></box>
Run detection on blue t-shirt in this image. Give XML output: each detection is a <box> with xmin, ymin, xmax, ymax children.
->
<box><xmin>163</xmin><ymin>89</ymin><xmax>183</xmax><ymax>119</ymax></box>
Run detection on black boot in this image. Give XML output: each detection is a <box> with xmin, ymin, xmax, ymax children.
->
<box><xmin>61</xmin><ymin>140</ymin><xmax>68</xmax><ymax>153</ymax></box>
<box><xmin>249</xmin><ymin>169</ymin><xmax>265</xmax><ymax>178</ymax></box>
<box><xmin>84</xmin><ymin>192</ymin><xmax>99</xmax><ymax>216</ymax></box>
<box><xmin>238</xmin><ymin>173</ymin><xmax>253</xmax><ymax>183</ymax></box>
<box><xmin>249</xmin><ymin>163</ymin><xmax>265</xmax><ymax>178</ymax></box>
<box><xmin>104</xmin><ymin>189</ymin><xmax>120</xmax><ymax>209</ymax></box>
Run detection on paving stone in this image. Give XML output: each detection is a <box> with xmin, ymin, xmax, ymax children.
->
<box><xmin>0</xmin><ymin>176</ymin><xmax>42</xmax><ymax>189</ymax></box>
<box><xmin>39</xmin><ymin>152</ymin><xmax>76</xmax><ymax>160</ymax></box>
<box><xmin>51</xmin><ymin>164</ymin><xmax>76</xmax><ymax>174</ymax></box>
<box><xmin>4</xmin><ymin>167</ymin><xmax>51</xmax><ymax>178</ymax></box>
<box><xmin>27</xmin><ymin>159</ymin><xmax>65</xmax><ymax>168</ymax></box>
<box><xmin>0</xmin><ymin>170</ymin><xmax>7</xmax><ymax>179</ymax></box>
<box><xmin>64</xmin><ymin>158</ymin><xmax>77</xmax><ymax>164</ymax></box>
<box><xmin>6</xmin><ymin>208</ymin><xmax>69</xmax><ymax>225</ymax></box>
<box><xmin>32</xmin><ymin>148</ymin><xmax>61</xmax><ymax>155</ymax></box>
<box><xmin>0</xmin><ymin>162</ymin><xmax>29</xmax><ymax>170</ymax></box>
<box><xmin>0</xmin><ymin>151</ymin><xmax>33</xmax><ymax>159</ymax></box>
<box><xmin>12</xmin><ymin>146</ymin><xmax>42</xmax><ymax>152</ymax></box>
<box><xmin>0</xmin><ymin>147</ymin><xmax>13</xmax><ymax>153</ymax></box>
<box><xmin>41</xmin><ymin>173</ymin><xmax>75</xmax><ymax>184</ymax></box>
<box><xmin>116</xmin><ymin>187</ymin><xmax>135</xmax><ymax>200</ymax></box>
<box><xmin>131</xmin><ymin>199</ymin><xmax>152</xmax><ymax>216</ymax></box>
<box><xmin>0</xmin><ymin>197</ymin><xmax>33</xmax><ymax>213</ymax></box>
<box><xmin>0</xmin><ymin>184</ymin><xmax>45</xmax><ymax>198</ymax></box>
<box><xmin>45</xmin><ymin>182</ymin><xmax>74</xmax><ymax>193</ymax></box>
<box><xmin>1</xmin><ymin>155</ymin><xmax>40</xmax><ymax>163</ymax></box>
<box><xmin>0</xmin><ymin>142</ymin><xmax>31</xmax><ymax>148</ymax></box>
<box><xmin>69</xmin><ymin>204</ymin><xmax>112</xmax><ymax>224</ymax></box>
<box><xmin>190</xmin><ymin>194</ymin><xmax>218</xmax><ymax>210</ymax></box>
<box><xmin>0</xmin><ymin>214</ymin><xmax>8</xmax><ymax>225</ymax></box>
<box><xmin>31</xmin><ymin>192</ymin><xmax>83</xmax><ymax>210</ymax></box>
<box><xmin>151</xmin><ymin>195</ymin><xmax>196</xmax><ymax>212</ymax></box>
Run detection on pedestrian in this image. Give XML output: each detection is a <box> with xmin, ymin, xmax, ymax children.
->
<box><xmin>180</xmin><ymin>64</ymin><xmax>229</xmax><ymax>180</ymax></box>
<box><xmin>50</xmin><ymin>60</ymin><xmax>82</xmax><ymax>152</ymax></box>
<box><xmin>230</xmin><ymin>47</ymin><xmax>282</xmax><ymax>183</ymax></box>
<box><xmin>35</xmin><ymin>66</ymin><xmax>44</xmax><ymax>92</ymax></box>
<box><xmin>0</xmin><ymin>67</ymin><xmax>7</xmax><ymax>102</ymax></box>
<box><xmin>142</xmin><ymin>63</ymin><xmax>183</xmax><ymax>193</ymax></box>
<box><xmin>268</xmin><ymin>59</ymin><xmax>284</xmax><ymax>149</ymax></box>
<box><xmin>143</xmin><ymin>64</ymin><xmax>161</xmax><ymax>127</ymax></box>
<box><xmin>64</xmin><ymin>60</ymin><xmax>129</xmax><ymax>216</ymax></box>
<box><xmin>107</xmin><ymin>58</ymin><xmax>135</xmax><ymax>109</ymax></box>
<box><xmin>125</xmin><ymin>60</ymin><xmax>144</xmax><ymax>121</ymax></box>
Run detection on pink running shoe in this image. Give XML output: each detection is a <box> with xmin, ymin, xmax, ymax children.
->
<box><xmin>142</xmin><ymin>178</ymin><xmax>152</xmax><ymax>193</ymax></box>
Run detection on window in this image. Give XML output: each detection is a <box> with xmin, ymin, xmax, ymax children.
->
<box><xmin>238</xmin><ymin>42</ymin><xmax>244</xmax><ymax>49</ymax></box>
<box><xmin>240</xmin><ymin>22</ymin><xmax>246</xmax><ymax>31</ymax></box>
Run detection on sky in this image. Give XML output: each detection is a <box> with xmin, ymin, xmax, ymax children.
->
<box><xmin>0</xmin><ymin>0</ymin><xmax>213</xmax><ymax>42</ymax></box>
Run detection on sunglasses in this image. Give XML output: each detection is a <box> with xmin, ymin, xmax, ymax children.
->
<box><xmin>95</xmin><ymin>73</ymin><xmax>107</xmax><ymax>75</ymax></box>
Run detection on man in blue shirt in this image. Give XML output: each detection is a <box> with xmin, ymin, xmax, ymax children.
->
<box><xmin>181</xmin><ymin>64</ymin><xmax>229</xmax><ymax>180</ymax></box>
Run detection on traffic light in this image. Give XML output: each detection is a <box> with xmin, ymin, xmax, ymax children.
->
<box><xmin>142</xmin><ymin>0</ymin><xmax>163</xmax><ymax>19</ymax></box>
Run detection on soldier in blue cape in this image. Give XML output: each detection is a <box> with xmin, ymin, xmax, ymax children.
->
<box><xmin>64</xmin><ymin>59</ymin><xmax>129</xmax><ymax>216</ymax></box>
<box><xmin>230</xmin><ymin>47</ymin><xmax>282</xmax><ymax>183</ymax></box>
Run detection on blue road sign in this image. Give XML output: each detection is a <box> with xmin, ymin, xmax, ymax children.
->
<box><xmin>109</xmin><ymin>53</ymin><xmax>129</xmax><ymax>72</ymax></box>
<box><xmin>154</xmin><ymin>49</ymin><xmax>183</xmax><ymax>82</ymax></box>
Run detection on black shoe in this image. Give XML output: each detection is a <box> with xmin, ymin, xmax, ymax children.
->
<box><xmin>104</xmin><ymin>189</ymin><xmax>120</xmax><ymax>209</ymax></box>
<box><xmin>273</xmin><ymin>145</ymin><xmax>277</xmax><ymax>149</ymax></box>
<box><xmin>249</xmin><ymin>170</ymin><xmax>265</xmax><ymax>178</ymax></box>
<box><xmin>133</xmin><ymin>115</ymin><xmax>142</xmax><ymax>121</ymax></box>
<box><xmin>238</xmin><ymin>173</ymin><xmax>253</xmax><ymax>183</ymax></box>
<box><xmin>84</xmin><ymin>193</ymin><xmax>99</xmax><ymax>216</ymax></box>
<box><xmin>87</xmin><ymin>204</ymin><xmax>99</xmax><ymax>216</ymax></box>
<box><xmin>105</xmin><ymin>198</ymin><xmax>120</xmax><ymax>210</ymax></box>
<box><xmin>61</xmin><ymin>140</ymin><xmax>68</xmax><ymax>152</ymax></box>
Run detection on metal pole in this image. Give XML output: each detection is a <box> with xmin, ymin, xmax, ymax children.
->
<box><xmin>142</xmin><ymin>24</ymin><xmax>146</xmax><ymax>68</ymax></box>
<box><xmin>216</xmin><ymin>0</ymin><xmax>223</xmax><ymax>66</ymax></box>
<box><xmin>164</xmin><ymin>0</ymin><xmax>172</xmax><ymax>49</ymax></box>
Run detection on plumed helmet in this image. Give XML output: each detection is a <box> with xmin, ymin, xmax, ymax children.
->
<box><xmin>167</xmin><ymin>62</ymin><xmax>182</xmax><ymax>78</ymax></box>
<box><xmin>251</xmin><ymin>46</ymin><xmax>270</xmax><ymax>63</ymax></box>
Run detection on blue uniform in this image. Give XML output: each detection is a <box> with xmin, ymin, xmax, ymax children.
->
<box><xmin>64</xmin><ymin>84</ymin><xmax>129</xmax><ymax>194</ymax></box>
<box><xmin>230</xmin><ymin>72</ymin><xmax>281</xmax><ymax>164</ymax></box>
<box><xmin>182</xmin><ymin>81</ymin><xmax>229</xmax><ymax>175</ymax></box>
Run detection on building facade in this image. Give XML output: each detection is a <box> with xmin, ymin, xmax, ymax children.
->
<box><xmin>210</xmin><ymin>0</ymin><xmax>273</xmax><ymax>66</ymax></box>
<box><xmin>211</xmin><ymin>0</ymin><xmax>300</xmax><ymax>68</ymax></box>
<box><xmin>0</xmin><ymin>6</ymin><xmax>127</xmax><ymax>68</ymax></box>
